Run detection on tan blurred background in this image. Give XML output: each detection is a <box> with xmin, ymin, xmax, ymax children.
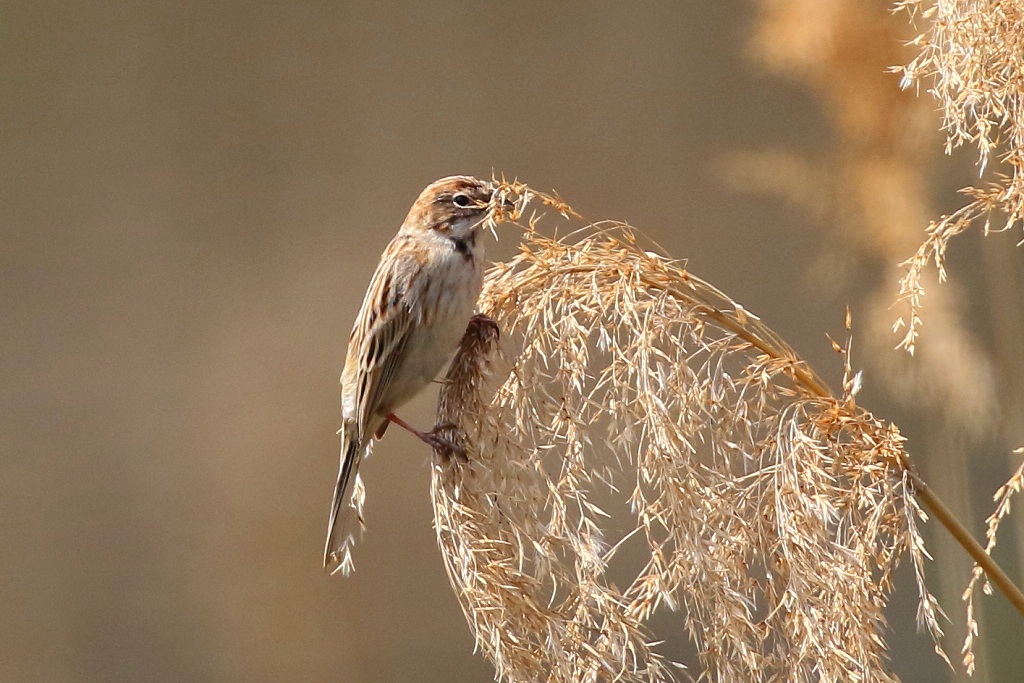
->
<box><xmin>3</xmin><ymin>2</ymin><xmax>1022</xmax><ymax>681</ymax></box>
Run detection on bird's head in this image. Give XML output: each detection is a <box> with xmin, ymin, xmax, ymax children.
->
<box><xmin>401</xmin><ymin>175</ymin><xmax>508</xmax><ymax>239</ymax></box>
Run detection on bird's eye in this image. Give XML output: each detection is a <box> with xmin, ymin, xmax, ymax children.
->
<box><xmin>452</xmin><ymin>193</ymin><xmax>471</xmax><ymax>207</ymax></box>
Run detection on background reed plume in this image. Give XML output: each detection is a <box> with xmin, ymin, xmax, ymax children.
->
<box><xmin>728</xmin><ymin>1</ymin><xmax>1024</xmax><ymax>673</ymax></box>
<box><xmin>893</xmin><ymin>0</ymin><xmax>1024</xmax><ymax>353</ymax></box>
<box><xmin>425</xmin><ymin>186</ymin><xmax>1003</xmax><ymax>681</ymax></box>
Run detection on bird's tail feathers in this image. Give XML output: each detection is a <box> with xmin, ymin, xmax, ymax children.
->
<box><xmin>324</xmin><ymin>430</ymin><xmax>367</xmax><ymax>576</ymax></box>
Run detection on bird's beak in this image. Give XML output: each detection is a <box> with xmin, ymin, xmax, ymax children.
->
<box><xmin>489</xmin><ymin>187</ymin><xmax>515</xmax><ymax>212</ymax></box>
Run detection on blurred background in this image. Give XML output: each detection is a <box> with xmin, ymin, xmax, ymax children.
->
<box><xmin>3</xmin><ymin>1</ymin><xmax>1022</xmax><ymax>681</ymax></box>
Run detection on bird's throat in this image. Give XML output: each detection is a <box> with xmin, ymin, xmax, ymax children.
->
<box><xmin>450</xmin><ymin>231</ymin><xmax>476</xmax><ymax>260</ymax></box>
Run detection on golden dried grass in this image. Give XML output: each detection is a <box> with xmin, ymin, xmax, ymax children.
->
<box><xmin>894</xmin><ymin>0</ymin><xmax>1024</xmax><ymax>352</ymax></box>
<box><xmin>730</xmin><ymin>3</ymin><xmax>1024</xmax><ymax>672</ymax></box>
<box><xmin>733</xmin><ymin>0</ymin><xmax>999</xmax><ymax>441</ymax></box>
<box><xmin>422</xmin><ymin>185</ymin><xmax>1021</xmax><ymax>681</ymax></box>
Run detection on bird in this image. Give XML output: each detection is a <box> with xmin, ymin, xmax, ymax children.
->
<box><xmin>324</xmin><ymin>175</ymin><xmax>505</xmax><ymax>576</ymax></box>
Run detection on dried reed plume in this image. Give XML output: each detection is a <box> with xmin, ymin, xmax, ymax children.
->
<box><xmin>894</xmin><ymin>0</ymin><xmax>1024</xmax><ymax>352</ymax></box>
<box><xmin>426</xmin><ymin>184</ymin><xmax>1023</xmax><ymax>682</ymax></box>
<box><xmin>892</xmin><ymin>10</ymin><xmax>1024</xmax><ymax>665</ymax></box>
<box><xmin>736</xmin><ymin>2</ymin><xmax>1024</xmax><ymax>671</ymax></box>
<box><xmin>736</xmin><ymin>0</ymin><xmax>998</xmax><ymax>440</ymax></box>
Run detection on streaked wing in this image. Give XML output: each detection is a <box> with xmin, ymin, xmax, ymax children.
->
<box><xmin>326</xmin><ymin>239</ymin><xmax>420</xmax><ymax>573</ymax></box>
<box><xmin>344</xmin><ymin>237</ymin><xmax>420</xmax><ymax>441</ymax></box>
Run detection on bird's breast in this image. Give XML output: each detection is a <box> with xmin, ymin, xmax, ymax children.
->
<box><xmin>375</xmin><ymin>238</ymin><xmax>484</xmax><ymax>414</ymax></box>
<box><xmin>421</xmin><ymin>242</ymin><xmax>482</xmax><ymax>318</ymax></box>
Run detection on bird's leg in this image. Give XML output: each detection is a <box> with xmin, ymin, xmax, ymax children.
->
<box><xmin>385</xmin><ymin>412</ymin><xmax>466</xmax><ymax>461</ymax></box>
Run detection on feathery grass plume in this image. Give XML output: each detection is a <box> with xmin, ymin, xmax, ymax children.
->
<box><xmin>961</xmin><ymin>448</ymin><xmax>1024</xmax><ymax>673</ymax></box>
<box><xmin>893</xmin><ymin>9</ymin><xmax>1024</xmax><ymax>659</ymax></box>
<box><xmin>893</xmin><ymin>0</ymin><xmax>1024</xmax><ymax>352</ymax></box>
<box><xmin>735</xmin><ymin>0</ymin><xmax>997</xmax><ymax>440</ymax></box>
<box><xmin>429</xmin><ymin>186</ymin><xmax>971</xmax><ymax>682</ymax></box>
<box><xmin>736</xmin><ymin>3</ymin><xmax>1024</xmax><ymax>670</ymax></box>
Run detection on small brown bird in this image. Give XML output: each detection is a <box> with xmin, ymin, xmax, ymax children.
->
<box><xmin>324</xmin><ymin>175</ymin><xmax>501</xmax><ymax>575</ymax></box>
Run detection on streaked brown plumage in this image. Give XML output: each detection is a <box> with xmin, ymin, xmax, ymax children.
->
<box><xmin>324</xmin><ymin>175</ymin><xmax>497</xmax><ymax>575</ymax></box>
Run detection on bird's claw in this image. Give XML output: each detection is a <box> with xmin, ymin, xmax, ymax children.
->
<box><xmin>425</xmin><ymin>423</ymin><xmax>468</xmax><ymax>462</ymax></box>
<box><xmin>467</xmin><ymin>313</ymin><xmax>500</xmax><ymax>340</ymax></box>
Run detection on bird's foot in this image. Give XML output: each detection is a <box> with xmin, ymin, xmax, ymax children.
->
<box><xmin>467</xmin><ymin>313</ymin><xmax>500</xmax><ymax>339</ymax></box>
<box><xmin>386</xmin><ymin>413</ymin><xmax>467</xmax><ymax>461</ymax></box>
<box><xmin>422</xmin><ymin>422</ymin><xmax>468</xmax><ymax>463</ymax></box>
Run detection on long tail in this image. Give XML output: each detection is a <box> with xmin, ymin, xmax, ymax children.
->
<box><xmin>324</xmin><ymin>429</ymin><xmax>364</xmax><ymax>575</ymax></box>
